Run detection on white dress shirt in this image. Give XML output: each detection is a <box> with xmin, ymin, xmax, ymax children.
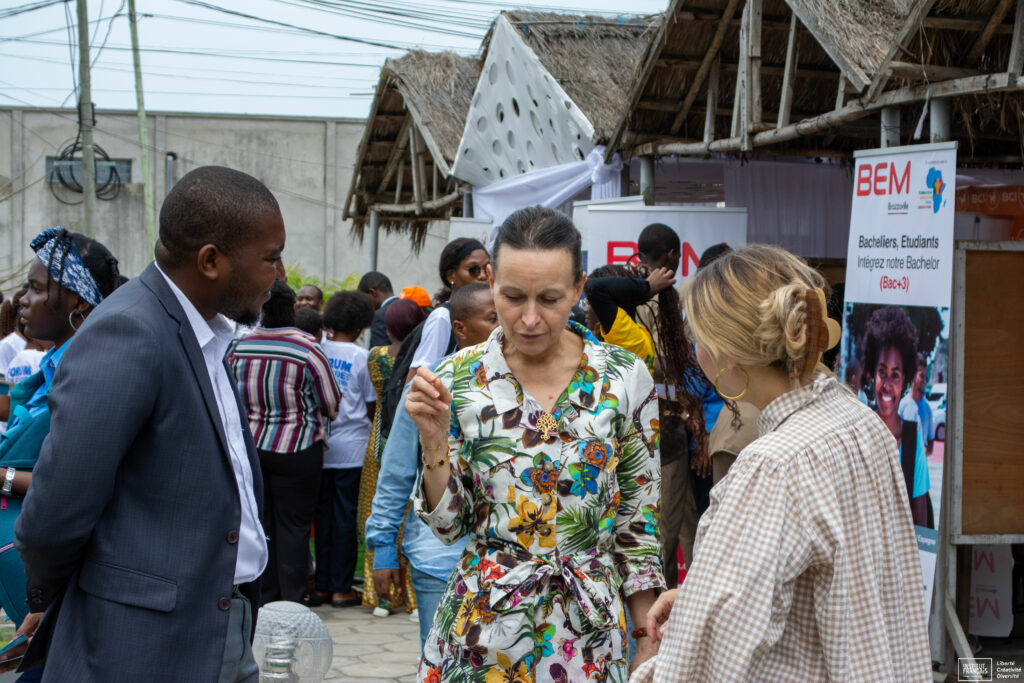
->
<box><xmin>158</xmin><ymin>267</ymin><xmax>268</xmax><ymax>584</ymax></box>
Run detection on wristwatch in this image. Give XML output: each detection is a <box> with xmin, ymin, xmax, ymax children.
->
<box><xmin>1</xmin><ymin>467</ymin><xmax>15</xmax><ymax>496</ymax></box>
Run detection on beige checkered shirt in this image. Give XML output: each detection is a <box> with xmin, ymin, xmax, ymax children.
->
<box><xmin>633</xmin><ymin>375</ymin><xmax>931</xmax><ymax>682</ymax></box>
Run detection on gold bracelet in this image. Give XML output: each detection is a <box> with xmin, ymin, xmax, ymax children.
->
<box><xmin>419</xmin><ymin>436</ymin><xmax>448</xmax><ymax>452</ymax></box>
<box><xmin>423</xmin><ymin>456</ymin><xmax>450</xmax><ymax>471</ymax></box>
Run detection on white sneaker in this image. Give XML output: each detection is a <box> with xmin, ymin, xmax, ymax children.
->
<box><xmin>372</xmin><ymin>606</ymin><xmax>390</xmax><ymax>618</ymax></box>
<box><xmin>409</xmin><ymin>609</ymin><xmax>419</xmax><ymax>623</ymax></box>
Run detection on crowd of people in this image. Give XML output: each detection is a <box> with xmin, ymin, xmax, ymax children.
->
<box><xmin>0</xmin><ymin>164</ymin><xmax>933</xmax><ymax>682</ymax></box>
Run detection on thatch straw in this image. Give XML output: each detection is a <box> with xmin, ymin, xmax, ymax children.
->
<box><xmin>384</xmin><ymin>51</ymin><xmax>480</xmax><ymax>164</ymax></box>
<box><xmin>787</xmin><ymin>0</ymin><xmax>916</xmax><ymax>88</ymax></box>
<box><xmin>501</xmin><ymin>11</ymin><xmax>662</xmax><ymax>142</ymax></box>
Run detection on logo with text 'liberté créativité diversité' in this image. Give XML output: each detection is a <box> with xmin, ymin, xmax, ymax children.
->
<box><xmin>958</xmin><ymin>658</ymin><xmax>993</xmax><ymax>681</ymax></box>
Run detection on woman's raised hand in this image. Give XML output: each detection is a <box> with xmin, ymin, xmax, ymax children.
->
<box><xmin>405</xmin><ymin>366</ymin><xmax>452</xmax><ymax>443</ymax></box>
<box><xmin>646</xmin><ymin>267</ymin><xmax>677</xmax><ymax>295</ymax></box>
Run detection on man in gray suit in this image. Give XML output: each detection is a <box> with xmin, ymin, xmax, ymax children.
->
<box><xmin>14</xmin><ymin>166</ymin><xmax>286</xmax><ymax>682</ymax></box>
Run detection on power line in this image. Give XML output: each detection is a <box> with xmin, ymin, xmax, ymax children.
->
<box><xmin>0</xmin><ymin>0</ymin><xmax>64</xmax><ymax>19</ymax></box>
<box><xmin>5</xmin><ymin>87</ymin><xmax>374</xmax><ymax>99</ymax></box>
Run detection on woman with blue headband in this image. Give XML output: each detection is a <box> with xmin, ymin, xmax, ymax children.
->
<box><xmin>0</xmin><ymin>228</ymin><xmax>120</xmax><ymax>675</ymax></box>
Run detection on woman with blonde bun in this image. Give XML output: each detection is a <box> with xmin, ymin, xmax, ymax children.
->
<box><xmin>632</xmin><ymin>245</ymin><xmax>931</xmax><ymax>682</ymax></box>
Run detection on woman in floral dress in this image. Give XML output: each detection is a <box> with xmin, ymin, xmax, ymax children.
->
<box><xmin>359</xmin><ymin>299</ymin><xmax>425</xmax><ymax>612</ymax></box>
<box><xmin>406</xmin><ymin>207</ymin><xmax>663</xmax><ymax>682</ymax></box>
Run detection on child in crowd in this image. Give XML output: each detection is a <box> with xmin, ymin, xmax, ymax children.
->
<box><xmin>310</xmin><ymin>290</ymin><xmax>377</xmax><ymax>607</ymax></box>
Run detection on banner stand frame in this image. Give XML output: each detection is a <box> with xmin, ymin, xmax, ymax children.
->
<box><xmin>930</xmin><ymin>240</ymin><xmax>1024</xmax><ymax>682</ymax></box>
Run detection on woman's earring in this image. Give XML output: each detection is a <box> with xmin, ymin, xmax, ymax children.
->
<box><xmin>713</xmin><ymin>367</ymin><xmax>749</xmax><ymax>401</ymax></box>
<box><xmin>68</xmin><ymin>310</ymin><xmax>79</xmax><ymax>331</ymax></box>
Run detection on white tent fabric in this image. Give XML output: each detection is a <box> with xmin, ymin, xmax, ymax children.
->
<box><xmin>472</xmin><ymin>146</ymin><xmax>623</xmax><ymax>244</ymax></box>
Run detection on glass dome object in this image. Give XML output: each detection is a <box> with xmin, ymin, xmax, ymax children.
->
<box><xmin>253</xmin><ymin>601</ymin><xmax>333</xmax><ymax>682</ymax></box>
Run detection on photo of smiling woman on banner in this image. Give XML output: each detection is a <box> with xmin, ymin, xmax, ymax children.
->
<box><xmin>840</xmin><ymin>302</ymin><xmax>948</xmax><ymax>528</ymax></box>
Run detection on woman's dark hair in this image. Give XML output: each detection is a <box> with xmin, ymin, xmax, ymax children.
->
<box><xmin>384</xmin><ymin>298</ymin><xmax>425</xmax><ymax>343</ymax></box>
<box><xmin>294</xmin><ymin>307</ymin><xmax>323</xmax><ymax>339</ymax></box>
<box><xmin>435</xmin><ymin>238</ymin><xmax>487</xmax><ymax>304</ymax></box>
<box><xmin>260</xmin><ymin>280</ymin><xmax>296</xmax><ymax>329</ymax></box>
<box><xmin>0</xmin><ymin>299</ymin><xmax>15</xmax><ymax>338</ymax></box>
<box><xmin>323</xmin><ymin>290</ymin><xmax>375</xmax><ymax>335</ymax></box>
<box><xmin>41</xmin><ymin>230</ymin><xmax>121</xmax><ymax>310</ymax></box>
<box><xmin>862</xmin><ymin>305</ymin><xmax>918</xmax><ymax>393</ymax></box>
<box><xmin>492</xmin><ymin>207</ymin><xmax>582</xmax><ymax>283</ymax></box>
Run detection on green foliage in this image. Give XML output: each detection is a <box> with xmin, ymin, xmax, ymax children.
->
<box><xmin>285</xmin><ymin>263</ymin><xmax>359</xmax><ymax>299</ymax></box>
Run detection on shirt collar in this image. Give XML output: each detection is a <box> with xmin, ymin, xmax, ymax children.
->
<box><xmin>757</xmin><ymin>374</ymin><xmax>837</xmax><ymax>436</ymax></box>
<box><xmin>481</xmin><ymin>321</ymin><xmax>605</xmax><ymax>415</ymax></box>
<box><xmin>40</xmin><ymin>338</ymin><xmax>71</xmax><ymax>387</ymax></box>
<box><xmin>156</xmin><ymin>265</ymin><xmax>235</xmax><ymax>360</ymax></box>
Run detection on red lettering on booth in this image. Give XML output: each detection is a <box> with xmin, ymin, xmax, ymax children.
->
<box><xmin>890</xmin><ymin>161</ymin><xmax>911</xmax><ymax>194</ymax></box>
<box><xmin>873</xmin><ymin>162</ymin><xmax>888</xmax><ymax>195</ymax></box>
<box><xmin>680</xmin><ymin>242</ymin><xmax>700</xmax><ymax>277</ymax></box>
<box><xmin>856</xmin><ymin>164</ymin><xmax>873</xmax><ymax>196</ymax></box>
<box><xmin>607</xmin><ymin>241</ymin><xmax>637</xmax><ymax>265</ymax></box>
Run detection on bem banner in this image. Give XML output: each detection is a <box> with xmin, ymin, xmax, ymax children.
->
<box><xmin>839</xmin><ymin>142</ymin><xmax>957</xmax><ymax>613</ymax></box>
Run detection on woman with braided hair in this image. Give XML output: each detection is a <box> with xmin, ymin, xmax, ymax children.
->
<box><xmin>0</xmin><ymin>228</ymin><xmax>120</xmax><ymax>673</ymax></box>
<box><xmin>633</xmin><ymin>244</ymin><xmax>931</xmax><ymax>682</ymax></box>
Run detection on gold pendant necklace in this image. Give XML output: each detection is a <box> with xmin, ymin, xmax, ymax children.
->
<box><xmin>535</xmin><ymin>411</ymin><xmax>558</xmax><ymax>434</ymax></box>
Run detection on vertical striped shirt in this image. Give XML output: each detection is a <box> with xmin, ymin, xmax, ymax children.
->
<box><xmin>229</xmin><ymin>327</ymin><xmax>342</xmax><ymax>454</ymax></box>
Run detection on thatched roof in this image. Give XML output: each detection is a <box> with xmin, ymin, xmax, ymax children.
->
<box><xmin>344</xmin><ymin>51</ymin><xmax>480</xmax><ymax>246</ymax></box>
<box><xmin>496</xmin><ymin>11</ymin><xmax>662</xmax><ymax>143</ymax></box>
<box><xmin>609</xmin><ymin>0</ymin><xmax>1024</xmax><ymax>165</ymax></box>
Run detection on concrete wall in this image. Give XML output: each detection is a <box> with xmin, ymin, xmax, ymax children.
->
<box><xmin>0</xmin><ymin>107</ymin><xmax>448</xmax><ymax>297</ymax></box>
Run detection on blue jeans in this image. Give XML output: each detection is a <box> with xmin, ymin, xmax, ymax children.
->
<box><xmin>410</xmin><ymin>566</ymin><xmax>449</xmax><ymax>651</ymax></box>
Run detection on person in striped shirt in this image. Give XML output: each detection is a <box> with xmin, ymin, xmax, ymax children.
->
<box><xmin>230</xmin><ymin>280</ymin><xmax>342</xmax><ymax>605</ymax></box>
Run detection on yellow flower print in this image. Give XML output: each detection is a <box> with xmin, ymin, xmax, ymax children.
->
<box><xmin>507</xmin><ymin>494</ymin><xmax>556</xmax><ymax>549</ymax></box>
<box><xmin>485</xmin><ymin>652</ymin><xmax>531</xmax><ymax>683</ymax></box>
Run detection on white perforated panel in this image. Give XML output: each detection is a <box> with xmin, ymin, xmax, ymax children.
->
<box><xmin>452</xmin><ymin>16</ymin><xmax>596</xmax><ymax>188</ymax></box>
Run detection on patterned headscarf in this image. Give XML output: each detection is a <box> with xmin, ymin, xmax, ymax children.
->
<box><xmin>30</xmin><ymin>227</ymin><xmax>105</xmax><ymax>307</ymax></box>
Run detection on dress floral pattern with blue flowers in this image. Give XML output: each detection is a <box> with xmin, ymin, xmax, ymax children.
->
<box><xmin>414</xmin><ymin>322</ymin><xmax>663</xmax><ymax>683</ymax></box>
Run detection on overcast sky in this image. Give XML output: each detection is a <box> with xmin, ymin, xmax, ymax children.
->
<box><xmin>1</xmin><ymin>0</ymin><xmax>669</xmax><ymax>118</ymax></box>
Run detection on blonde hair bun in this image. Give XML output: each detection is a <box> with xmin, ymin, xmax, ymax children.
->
<box><xmin>683</xmin><ymin>244</ymin><xmax>828</xmax><ymax>381</ymax></box>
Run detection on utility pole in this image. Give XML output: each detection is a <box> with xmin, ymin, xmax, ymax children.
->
<box><xmin>128</xmin><ymin>0</ymin><xmax>155</xmax><ymax>246</ymax></box>
<box><xmin>76</xmin><ymin>0</ymin><xmax>96</xmax><ymax>236</ymax></box>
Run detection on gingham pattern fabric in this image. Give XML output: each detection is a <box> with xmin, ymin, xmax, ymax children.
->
<box><xmin>632</xmin><ymin>375</ymin><xmax>931</xmax><ymax>683</ymax></box>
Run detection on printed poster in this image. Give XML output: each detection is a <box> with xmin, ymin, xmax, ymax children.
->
<box><xmin>839</xmin><ymin>143</ymin><xmax>955</xmax><ymax>535</ymax></box>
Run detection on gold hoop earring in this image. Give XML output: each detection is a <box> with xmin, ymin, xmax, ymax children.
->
<box><xmin>68</xmin><ymin>311</ymin><xmax>80</xmax><ymax>331</ymax></box>
<box><xmin>713</xmin><ymin>367</ymin><xmax>749</xmax><ymax>401</ymax></box>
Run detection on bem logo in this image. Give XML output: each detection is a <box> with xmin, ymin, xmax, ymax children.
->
<box><xmin>958</xmin><ymin>658</ymin><xmax>993</xmax><ymax>681</ymax></box>
<box><xmin>856</xmin><ymin>161</ymin><xmax>912</xmax><ymax>196</ymax></box>
<box><xmin>606</xmin><ymin>241</ymin><xmax>702</xmax><ymax>277</ymax></box>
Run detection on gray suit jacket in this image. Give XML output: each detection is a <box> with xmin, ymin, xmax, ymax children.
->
<box><xmin>15</xmin><ymin>263</ymin><xmax>264</xmax><ymax>682</ymax></box>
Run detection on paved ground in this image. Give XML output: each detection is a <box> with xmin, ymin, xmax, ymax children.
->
<box><xmin>313</xmin><ymin>603</ymin><xmax>421</xmax><ymax>682</ymax></box>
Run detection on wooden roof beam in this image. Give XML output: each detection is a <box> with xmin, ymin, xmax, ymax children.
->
<box><xmin>864</xmin><ymin>0</ymin><xmax>939</xmax><ymax>101</ymax></box>
<box><xmin>668</xmin><ymin>0</ymin><xmax>742</xmax><ymax>136</ymax></box>
<box><xmin>375</xmin><ymin>115</ymin><xmax>412</xmax><ymax>195</ymax></box>
<box><xmin>657</xmin><ymin>57</ymin><xmax>841</xmax><ymax>80</ymax></box>
<box><xmin>1009</xmin><ymin>0</ymin><xmax>1024</xmax><ymax>74</ymax></box>
<box><xmin>967</xmin><ymin>0</ymin><xmax>1015</xmax><ymax>65</ymax></box>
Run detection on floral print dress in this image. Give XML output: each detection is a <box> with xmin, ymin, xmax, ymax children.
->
<box><xmin>414</xmin><ymin>322</ymin><xmax>664</xmax><ymax>683</ymax></box>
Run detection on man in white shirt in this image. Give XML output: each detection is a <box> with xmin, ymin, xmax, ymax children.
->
<box><xmin>15</xmin><ymin>166</ymin><xmax>282</xmax><ymax>682</ymax></box>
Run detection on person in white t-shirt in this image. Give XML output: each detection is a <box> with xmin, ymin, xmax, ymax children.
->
<box><xmin>5</xmin><ymin>349</ymin><xmax>46</xmax><ymax>388</ymax></box>
<box><xmin>313</xmin><ymin>290</ymin><xmax>377</xmax><ymax>608</ymax></box>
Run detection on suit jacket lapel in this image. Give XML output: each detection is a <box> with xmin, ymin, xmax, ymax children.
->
<box><xmin>139</xmin><ymin>264</ymin><xmax>232</xmax><ymax>460</ymax></box>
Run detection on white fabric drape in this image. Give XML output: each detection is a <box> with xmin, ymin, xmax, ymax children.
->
<box><xmin>471</xmin><ymin>146</ymin><xmax>623</xmax><ymax>245</ymax></box>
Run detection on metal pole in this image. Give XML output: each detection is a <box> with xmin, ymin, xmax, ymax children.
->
<box><xmin>881</xmin><ymin>107</ymin><xmax>900</xmax><ymax>148</ymax></box>
<box><xmin>462</xmin><ymin>188</ymin><xmax>472</xmax><ymax>218</ymax></box>
<box><xmin>76</xmin><ymin>0</ymin><xmax>96</xmax><ymax>237</ymax></box>
<box><xmin>128</xmin><ymin>0</ymin><xmax>155</xmax><ymax>247</ymax></box>
<box><xmin>930</xmin><ymin>98</ymin><xmax>951</xmax><ymax>143</ymax></box>
<box><xmin>368</xmin><ymin>209</ymin><xmax>379</xmax><ymax>271</ymax></box>
<box><xmin>639</xmin><ymin>156</ymin><xmax>655</xmax><ymax>205</ymax></box>
<box><xmin>164</xmin><ymin>152</ymin><xmax>177</xmax><ymax>196</ymax></box>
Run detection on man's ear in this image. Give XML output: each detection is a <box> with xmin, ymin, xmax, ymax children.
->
<box><xmin>486</xmin><ymin>263</ymin><xmax>495</xmax><ymax>287</ymax></box>
<box><xmin>452</xmin><ymin>319</ymin><xmax>467</xmax><ymax>346</ymax></box>
<box><xmin>196</xmin><ymin>244</ymin><xmax>224</xmax><ymax>282</ymax></box>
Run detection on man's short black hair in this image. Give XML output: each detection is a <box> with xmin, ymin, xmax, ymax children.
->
<box><xmin>294</xmin><ymin>307</ymin><xmax>323</xmax><ymax>339</ymax></box>
<box><xmin>637</xmin><ymin>223</ymin><xmax>680</xmax><ymax>260</ymax></box>
<box><xmin>323</xmin><ymin>290</ymin><xmax>375</xmax><ymax>335</ymax></box>
<box><xmin>158</xmin><ymin>165</ymin><xmax>280</xmax><ymax>265</ymax></box>
<box><xmin>450</xmin><ymin>282</ymin><xmax>490</xmax><ymax>323</ymax></box>
<box><xmin>357</xmin><ymin>271</ymin><xmax>393</xmax><ymax>294</ymax></box>
<box><xmin>698</xmin><ymin>243</ymin><xmax>733</xmax><ymax>270</ymax></box>
<box><xmin>299</xmin><ymin>283</ymin><xmax>324</xmax><ymax>299</ymax></box>
<box><xmin>261</xmin><ymin>280</ymin><xmax>296</xmax><ymax>329</ymax></box>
